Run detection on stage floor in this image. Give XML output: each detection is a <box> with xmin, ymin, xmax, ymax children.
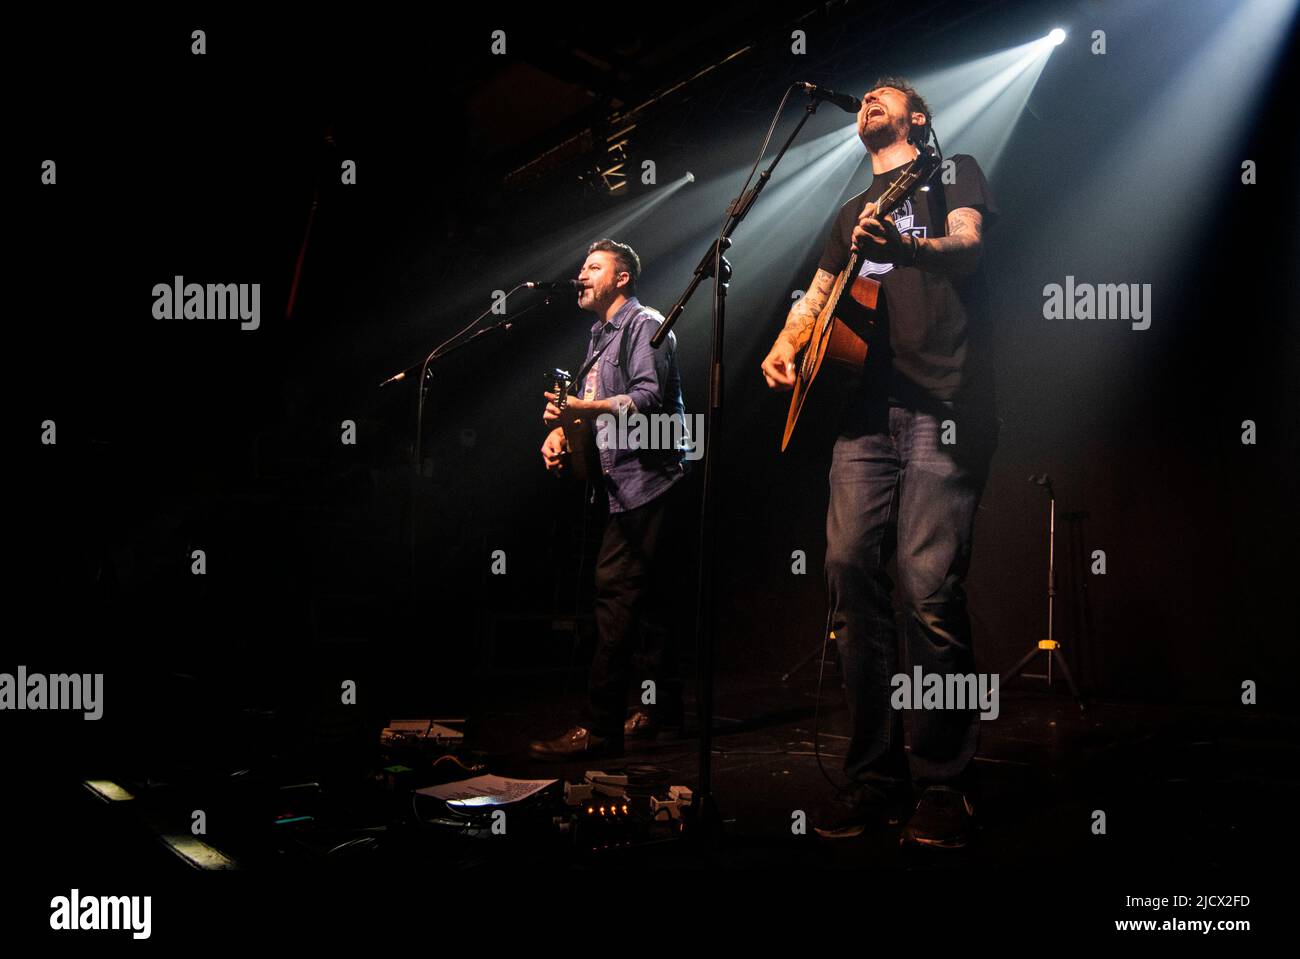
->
<box><xmin>14</xmin><ymin>666</ymin><xmax>1296</xmax><ymax>936</ymax></box>
<box><xmin>30</xmin><ymin>668</ymin><xmax>1296</xmax><ymax>874</ymax></box>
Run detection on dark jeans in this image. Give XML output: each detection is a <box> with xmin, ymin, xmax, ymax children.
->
<box><xmin>585</xmin><ymin>481</ymin><xmax>686</xmax><ymax>738</ymax></box>
<box><xmin>826</xmin><ymin>395</ymin><xmax>995</xmax><ymax>800</ymax></box>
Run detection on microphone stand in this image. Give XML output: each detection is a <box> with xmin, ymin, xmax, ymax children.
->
<box><xmin>1003</xmin><ymin>476</ymin><xmax>1086</xmax><ymax>711</ymax></box>
<box><xmin>651</xmin><ymin>94</ymin><xmax>822</xmax><ymax>842</ymax></box>
<box><xmin>379</xmin><ymin>290</ymin><xmax>557</xmax><ymax>601</ymax></box>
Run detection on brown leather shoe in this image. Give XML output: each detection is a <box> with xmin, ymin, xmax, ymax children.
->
<box><xmin>528</xmin><ymin>726</ymin><xmax>624</xmax><ymax>762</ymax></box>
<box><xmin>624</xmin><ymin>709</ymin><xmax>658</xmax><ymax>741</ymax></box>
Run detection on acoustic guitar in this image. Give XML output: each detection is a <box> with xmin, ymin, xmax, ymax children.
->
<box><xmin>781</xmin><ymin>146</ymin><xmax>941</xmax><ymax>451</ymax></box>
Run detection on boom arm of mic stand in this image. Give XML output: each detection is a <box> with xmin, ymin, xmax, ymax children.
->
<box><xmin>379</xmin><ymin>295</ymin><xmax>555</xmax><ymax>388</ymax></box>
<box><xmin>650</xmin><ymin>98</ymin><xmax>819</xmax><ymax>350</ymax></box>
<box><xmin>413</xmin><ymin>296</ymin><xmax>552</xmax><ymax>448</ymax></box>
<box><xmin>653</xmin><ymin>240</ymin><xmax>730</xmax><ymax>348</ymax></box>
<box><xmin>401</xmin><ymin>294</ymin><xmax>557</xmax><ymax>602</ymax></box>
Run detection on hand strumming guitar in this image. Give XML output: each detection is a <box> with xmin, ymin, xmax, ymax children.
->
<box><xmin>760</xmin><ymin>266</ymin><xmax>838</xmax><ymax>392</ymax></box>
<box><xmin>541</xmin><ymin>427</ymin><xmax>568</xmax><ymax>473</ymax></box>
<box><xmin>760</xmin><ymin>339</ymin><xmax>799</xmax><ymax>391</ymax></box>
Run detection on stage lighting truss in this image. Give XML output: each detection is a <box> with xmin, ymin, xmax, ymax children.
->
<box><xmin>594</xmin><ymin>123</ymin><xmax>636</xmax><ymax>195</ymax></box>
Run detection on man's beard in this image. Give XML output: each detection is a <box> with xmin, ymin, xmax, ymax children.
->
<box><xmin>861</xmin><ymin>115</ymin><xmax>908</xmax><ymax>151</ymax></box>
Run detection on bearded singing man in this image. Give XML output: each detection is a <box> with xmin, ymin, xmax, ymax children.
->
<box><xmin>760</xmin><ymin>79</ymin><xmax>1000</xmax><ymax>847</ymax></box>
<box><xmin>530</xmin><ymin>239</ymin><xmax>689</xmax><ymax>761</ymax></box>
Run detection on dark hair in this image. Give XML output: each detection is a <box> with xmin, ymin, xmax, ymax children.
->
<box><xmin>587</xmin><ymin>238</ymin><xmax>640</xmax><ymax>294</ymax></box>
<box><xmin>868</xmin><ymin>76</ymin><xmax>933</xmax><ymax>146</ymax></box>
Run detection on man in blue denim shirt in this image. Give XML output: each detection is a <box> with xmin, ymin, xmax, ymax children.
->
<box><xmin>531</xmin><ymin>239</ymin><xmax>689</xmax><ymax>761</ymax></box>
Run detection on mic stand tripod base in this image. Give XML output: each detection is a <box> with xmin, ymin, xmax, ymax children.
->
<box><xmin>1003</xmin><ymin>639</ymin><xmax>1086</xmax><ymax>713</ymax></box>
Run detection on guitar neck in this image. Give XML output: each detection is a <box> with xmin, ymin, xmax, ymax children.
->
<box><xmin>842</xmin><ymin>154</ymin><xmax>936</xmax><ymax>275</ymax></box>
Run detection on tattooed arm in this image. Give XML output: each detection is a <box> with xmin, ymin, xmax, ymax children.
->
<box><xmin>761</xmin><ymin>268</ymin><xmax>835</xmax><ymax>390</ymax></box>
<box><xmin>914</xmin><ymin>207</ymin><xmax>984</xmax><ymax>276</ymax></box>
<box><xmin>777</xmin><ymin>269</ymin><xmax>836</xmax><ymax>351</ymax></box>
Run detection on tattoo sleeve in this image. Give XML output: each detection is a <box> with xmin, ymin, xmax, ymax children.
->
<box><xmin>778</xmin><ymin>269</ymin><xmax>836</xmax><ymax>351</ymax></box>
<box><xmin>915</xmin><ymin>207</ymin><xmax>984</xmax><ymax>276</ymax></box>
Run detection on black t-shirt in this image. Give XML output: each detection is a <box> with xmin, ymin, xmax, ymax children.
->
<box><xmin>817</xmin><ymin>152</ymin><xmax>999</xmax><ymax>406</ymax></box>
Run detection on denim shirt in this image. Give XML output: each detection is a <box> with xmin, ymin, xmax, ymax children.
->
<box><xmin>579</xmin><ymin>297</ymin><xmax>687</xmax><ymax>513</ymax></box>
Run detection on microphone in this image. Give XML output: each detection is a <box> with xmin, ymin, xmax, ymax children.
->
<box><xmin>798</xmin><ymin>82</ymin><xmax>862</xmax><ymax>115</ymax></box>
<box><xmin>526</xmin><ymin>279</ymin><xmax>581</xmax><ymax>291</ymax></box>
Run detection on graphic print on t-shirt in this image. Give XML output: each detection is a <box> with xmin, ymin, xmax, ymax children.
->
<box><xmin>858</xmin><ymin>198</ymin><xmax>927</xmax><ymax>279</ymax></box>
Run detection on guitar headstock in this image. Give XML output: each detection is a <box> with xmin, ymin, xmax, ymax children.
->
<box><xmin>545</xmin><ymin>368</ymin><xmax>574</xmax><ymax>407</ymax></box>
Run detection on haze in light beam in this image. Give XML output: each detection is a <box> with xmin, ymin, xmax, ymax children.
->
<box><xmin>913</xmin><ymin>37</ymin><xmax>1057</xmax><ymax>174</ymax></box>
<box><xmin>508</xmin><ymin>173</ymin><xmax>697</xmax><ymax>287</ymax></box>
<box><xmin>1053</xmin><ymin>0</ymin><xmax>1297</xmax><ymax>279</ymax></box>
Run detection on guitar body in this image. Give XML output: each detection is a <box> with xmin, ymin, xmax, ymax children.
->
<box><xmin>781</xmin><ymin>275</ymin><xmax>878</xmax><ymax>452</ymax></box>
<box><xmin>781</xmin><ymin>147</ymin><xmax>939</xmax><ymax>452</ymax></box>
<box><xmin>561</xmin><ymin>416</ymin><xmax>599</xmax><ymax>484</ymax></box>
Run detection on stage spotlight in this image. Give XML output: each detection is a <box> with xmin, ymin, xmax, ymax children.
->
<box><xmin>1048</xmin><ymin>28</ymin><xmax>1066</xmax><ymax>46</ymax></box>
<box><xmin>685</xmin><ymin>171</ymin><xmax>696</xmax><ymax>184</ymax></box>
<box><xmin>911</xmin><ymin>37</ymin><xmax>1060</xmax><ymax>175</ymax></box>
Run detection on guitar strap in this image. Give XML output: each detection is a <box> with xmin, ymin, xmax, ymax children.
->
<box><xmin>572</xmin><ymin>328</ymin><xmax>613</xmax><ymax>390</ymax></box>
<box><xmin>573</xmin><ymin>313</ymin><xmax>636</xmax><ymax>392</ymax></box>
<box><xmin>923</xmin><ymin>167</ymin><xmax>949</xmax><ymax>239</ymax></box>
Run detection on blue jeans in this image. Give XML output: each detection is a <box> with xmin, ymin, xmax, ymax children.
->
<box><xmin>826</xmin><ymin>395</ymin><xmax>995</xmax><ymax>800</ymax></box>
